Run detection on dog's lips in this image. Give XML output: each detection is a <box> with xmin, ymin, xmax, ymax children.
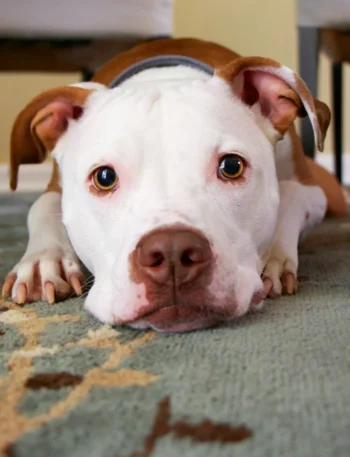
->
<box><xmin>134</xmin><ymin>305</ymin><xmax>222</xmax><ymax>332</ymax></box>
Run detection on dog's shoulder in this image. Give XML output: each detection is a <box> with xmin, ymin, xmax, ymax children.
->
<box><xmin>276</xmin><ymin>125</ymin><xmax>347</xmax><ymax>217</ymax></box>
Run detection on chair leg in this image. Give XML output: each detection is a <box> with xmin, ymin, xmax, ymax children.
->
<box><xmin>298</xmin><ymin>27</ymin><xmax>319</xmax><ymax>158</ymax></box>
<box><xmin>81</xmin><ymin>68</ymin><xmax>94</xmax><ymax>82</ymax></box>
<box><xmin>332</xmin><ymin>61</ymin><xmax>343</xmax><ymax>183</ymax></box>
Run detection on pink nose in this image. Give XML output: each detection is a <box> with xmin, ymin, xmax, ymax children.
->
<box><xmin>136</xmin><ymin>229</ymin><xmax>212</xmax><ymax>285</ymax></box>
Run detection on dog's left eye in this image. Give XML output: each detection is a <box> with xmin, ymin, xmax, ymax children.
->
<box><xmin>92</xmin><ymin>166</ymin><xmax>119</xmax><ymax>191</ymax></box>
<box><xmin>218</xmin><ymin>154</ymin><xmax>245</xmax><ymax>180</ymax></box>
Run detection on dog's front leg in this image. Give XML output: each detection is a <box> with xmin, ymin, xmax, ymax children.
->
<box><xmin>262</xmin><ymin>180</ymin><xmax>327</xmax><ymax>297</ymax></box>
<box><xmin>2</xmin><ymin>191</ymin><xmax>84</xmax><ymax>304</ymax></box>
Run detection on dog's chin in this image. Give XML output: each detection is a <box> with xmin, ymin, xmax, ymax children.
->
<box><xmin>128</xmin><ymin>305</ymin><xmax>226</xmax><ymax>333</ymax></box>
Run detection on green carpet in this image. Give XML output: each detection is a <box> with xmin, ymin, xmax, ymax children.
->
<box><xmin>0</xmin><ymin>192</ymin><xmax>350</xmax><ymax>457</ymax></box>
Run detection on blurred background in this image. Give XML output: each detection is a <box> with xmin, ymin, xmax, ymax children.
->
<box><xmin>1</xmin><ymin>0</ymin><xmax>349</xmax><ymax>186</ymax></box>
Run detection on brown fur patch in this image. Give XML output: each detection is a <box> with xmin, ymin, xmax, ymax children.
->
<box><xmin>293</xmin><ymin>83</ymin><xmax>330</xmax><ymax>152</ymax></box>
<box><xmin>0</xmin><ymin>330</ymin><xmax>4</xmax><ymax>336</ymax></box>
<box><xmin>126</xmin><ymin>397</ymin><xmax>252</xmax><ymax>457</ymax></box>
<box><xmin>26</xmin><ymin>372</ymin><xmax>83</xmax><ymax>390</ymax></box>
<box><xmin>0</xmin><ymin>306</ymin><xmax>9</xmax><ymax>314</ymax></box>
<box><xmin>10</xmin><ymin>86</ymin><xmax>92</xmax><ymax>191</ymax></box>
<box><xmin>92</xmin><ymin>37</ymin><xmax>239</xmax><ymax>85</ymax></box>
<box><xmin>313</xmin><ymin>98</ymin><xmax>331</xmax><ymax>148</ymax></box>
<box><xmin>217</xmin><ymin>55</ymin><xmax>280</xmax><ymax>82</ymax></box>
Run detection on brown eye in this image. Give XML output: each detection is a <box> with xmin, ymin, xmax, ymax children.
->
<box><xmin>92</xmin><ymin>166</ymin><xmax>118</xmax><ymax>191</ymax></box>
<box><xmin>218</xmin><ymin>154</ymin><xmax>244</xmax><ymax>180</ymax></box>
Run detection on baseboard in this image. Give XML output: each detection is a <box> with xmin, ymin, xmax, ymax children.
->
<box><xmin>0</xmin><ymin>153</ymin><xmax>349</xmax><ymax>194</ymax></box>
<box><xmin>315</xmin><ymin>154</ymin><xmax>350</xmax><ymax>185</ymax></box>
<box><xmin>0</xmin><ymin>163</ymin><xmax>52</xmax><ymax>193</ymax></box>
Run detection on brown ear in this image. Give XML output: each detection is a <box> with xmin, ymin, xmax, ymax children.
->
<box><xmin>313</xmin><ymin>97</ymin><xmax>331</xmax><ymax>146</ymax></box>
<box><xmin>217</xmin><ymin>57</ymin><xmax>329</xmax><ymax>151</ymax></box>
<box><xmin>10</xmin><ymin>86</ymin><xmax>93</xmax><ymax>190</ymax></box>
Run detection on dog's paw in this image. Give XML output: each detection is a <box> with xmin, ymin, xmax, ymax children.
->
<box><xmin>2</xmin><ymin>247</ymin><xmax>84</xmax><ymax>304</ymax></box>
<box><xmin>262</xmin><ymin>254</ymin><xmax>297</xmax><ymax>298</ymax></box>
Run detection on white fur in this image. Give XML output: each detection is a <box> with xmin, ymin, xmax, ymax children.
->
<box><xmin>121</xmin><ymin>66</ymin><xmax>211</xmax><ymax>87</ymax></box>
<box><xmin>275</xmin><ymin>132</ymin><xmax>297</xmax><ymax>181</ymax></box>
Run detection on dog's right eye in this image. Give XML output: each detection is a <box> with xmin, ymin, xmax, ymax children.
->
<box><xmin>92</xmin><ymin>166</ymin><xmax>119</xmax><ymax>191</ymax></box>
<box><xmin>218</xmin><ymin>154</ymin><xmax>245</xmax><ymax>181</ymax></box>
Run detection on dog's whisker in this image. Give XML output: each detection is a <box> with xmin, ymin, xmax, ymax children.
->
<box><xmin>81</xmin><ymin>276</ymin><xmax>94</xmax><ymax>288</ymax></box>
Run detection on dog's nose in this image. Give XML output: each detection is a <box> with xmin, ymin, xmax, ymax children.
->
<box><xmin>136</xmin><ymin>229</ymin><xmax>212</xmax><ymax>285</ymax></box>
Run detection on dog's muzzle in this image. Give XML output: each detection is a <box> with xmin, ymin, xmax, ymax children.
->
<box><xmin>129</xmin><ymin>227</ymin><xmax>221</xmax><ymax>332</ymax></box>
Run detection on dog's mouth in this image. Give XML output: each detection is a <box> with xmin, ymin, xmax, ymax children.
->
<box><xmin>130</xmin><ymin>304</ymin><xmax>228</xmax><ymax>332</ymax></box>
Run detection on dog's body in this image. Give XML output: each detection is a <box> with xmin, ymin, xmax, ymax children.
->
<box><xmin>2</xmin><ymin>38</ymin><xmax>347</xmax><ymax>332</ymax></box>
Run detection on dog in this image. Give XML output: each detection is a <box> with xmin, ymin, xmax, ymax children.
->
<box><xmin>2</xmin><ymin>38</ymin><xmax>347</xmax><ymax>332</ymax></box>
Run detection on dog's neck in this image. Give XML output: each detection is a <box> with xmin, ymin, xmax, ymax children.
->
<box><xmin>109</xmin><ymin>56</ymin><xmax>214</xmax><ymax>90</ymax></box>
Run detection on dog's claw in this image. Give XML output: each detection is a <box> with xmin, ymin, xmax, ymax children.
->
<box><xmin>2</xmin><ymin>273</ymin><xmax>17</xmax><ymax>298</ymax></box>
<box><xmin>263</xmin><ymin>278</ymin><xmax>273</xmax><ymax>297</ymax></box>
<box><xmin>44</xmin><ymin>281</ymin><xmax>56</xmax><ymax>304</ymax></box>
<box><xmin>285</xmin><ymin>272</ymin><xmax>296</xmax><ymax>295</ymax></box>
<box><xmin>16</xmin><ymin>283</ymin><xmax>27</xmax><ymax>304</ymax></box>
<box><xmin>70</xmin><ymin>275</ymin><xmax>83</xmax><ymax>296</ymax></box>
<box><xmin>263</xmin><ymin>277</ymin><xmax>280</xmax><ymax>298</ymax></box>
<box><xmin>262</xmin><ymin>252</ymin><xmax>297</xmax><ymax>299</ymax></box>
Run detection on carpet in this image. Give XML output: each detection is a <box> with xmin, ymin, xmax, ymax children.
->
<box><xmin>0</xmin><ymin>192</ymin><xmax>350</xmax><ymax>457</ymax></box>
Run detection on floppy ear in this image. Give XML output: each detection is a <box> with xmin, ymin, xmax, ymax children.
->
<box><xmin>313</xmin><ymin>97</ymin><xmax>331</xmax><ymax>145</ymax></box>
<box><xmin>217</xmin><ymin>57</ymin><xmax>330</xmax><ymax>151</ymax></box>
<box><xmin>10</xmin><ymin>85</ymin><xmax>95</xmax><ymax>190</ymax></box>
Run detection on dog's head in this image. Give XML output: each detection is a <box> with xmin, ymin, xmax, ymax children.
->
<box><xmin>10</xmin><ymin>57</ymin><xmax>329</xmax><ymax>331</ymax></box>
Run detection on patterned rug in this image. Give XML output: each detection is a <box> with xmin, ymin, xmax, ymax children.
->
<box><xmin>0</xmin><ymin>192</ymin><xmax>350</xmax><ymax>457</ymax></box>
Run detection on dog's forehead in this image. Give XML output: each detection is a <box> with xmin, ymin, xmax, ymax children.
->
<box><xmin>61</xmin><ymin>78</ymin><xmax>270</xmax><ymax>171</ymax></box>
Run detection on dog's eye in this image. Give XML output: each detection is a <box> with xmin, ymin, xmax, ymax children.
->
<box><xmin>92</xmin><ymin>166</ymin><xmax>119</xmax><ymax>191</ymax></box>
<box><xmin>218</xmin><ymin>154</ymin><xmax>244</xmax><ymax>180</ymax></box>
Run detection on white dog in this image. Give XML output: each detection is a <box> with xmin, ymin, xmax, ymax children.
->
<box><xmin>2</xmin><ymin>38</ymin><xmax>346</xmax><ymax>332</ymax></box>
